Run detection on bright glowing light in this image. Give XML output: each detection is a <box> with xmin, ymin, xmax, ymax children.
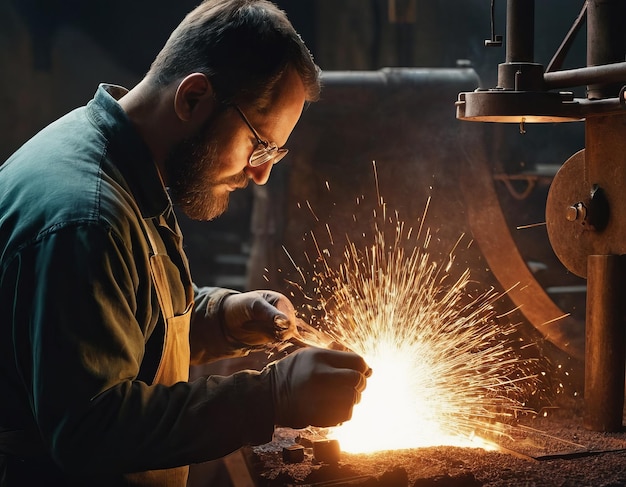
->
<box><xmin>291</xmin><ymin>194</ymin><xmax>537</xmax><ymax>454</ymax></box>
<box><xmin>328</xmin><ymin>345</ymin><xmax>500</xmax><ymax>453</ymax></box>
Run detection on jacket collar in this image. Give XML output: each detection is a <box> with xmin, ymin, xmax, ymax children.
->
<box><xmin>86</xmin><ymin>83</ymin><xmax>171</xmax><ymax>219</ymax></box>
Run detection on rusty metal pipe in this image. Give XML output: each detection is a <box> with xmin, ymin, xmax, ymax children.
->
<box><xmin>587</xmin><ymin>0</ymin><xmax>626</xmax><ymax>99</ymax></box>
<box><xmin>543</xmin><ymin>62</ymin><xmax>626</xmax><ymax>91</ymax></box>
<box><xmin>497</xmin><ymin>0</ymin><xmax>543</xmax><ymax>91</ymax></box>
<box><xmin>583</xmin><ymin>254</ymin><xmax>626</xmax><ymax>432</ymax></box>
<box><xmin>506</xmin><ymin>0</ymin><xmax>534</xmax><ymax>63</ymax></box>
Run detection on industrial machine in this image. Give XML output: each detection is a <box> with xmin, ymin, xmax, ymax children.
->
<box><xmin>456</xmin><ymin>0</ymin><xmax>626</xmax><ymax>432</ymax></box>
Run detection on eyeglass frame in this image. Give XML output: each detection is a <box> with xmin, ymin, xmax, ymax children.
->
<box><xmin>231</xmin><ymin>104</ymin><xmax>289</xmax><ymax>168</ymax></box>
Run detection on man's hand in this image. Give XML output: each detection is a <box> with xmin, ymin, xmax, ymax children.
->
<box><xmin>221</xmin><ymin>290</ymin><xmax>298</xmax><ymax>346</ymax></box>
<box><xmin>267</xmin><ymin>347</ymin><xmax>371</xmax><ymax>429</ymax></box>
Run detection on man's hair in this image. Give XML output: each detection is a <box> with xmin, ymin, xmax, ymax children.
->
<box><xmin>147</xmin><ymin>0</ymin><xmax>321</xmax><ymax>110</ymax></box>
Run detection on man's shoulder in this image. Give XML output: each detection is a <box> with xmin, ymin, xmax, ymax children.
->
<box><xmin>0</xmin><ymin>114</ymin><xmax>144</xmax><ymax>252</ymax></box>
<box><xmin>2</xmin><ymin>111</ymin><xmax>109</xmax><ymax>210</ymax></box>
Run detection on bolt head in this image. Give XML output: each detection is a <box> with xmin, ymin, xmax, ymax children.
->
<box><xmin>566</xmin><ymin>205</ymin><xmax>578</xmax><ymax>221</ymax></box>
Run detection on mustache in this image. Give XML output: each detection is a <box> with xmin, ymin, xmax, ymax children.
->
<box><xmin>220</xmin><ymin>171</ymin><xmax>249</xmax><ymax>189</ymax></box>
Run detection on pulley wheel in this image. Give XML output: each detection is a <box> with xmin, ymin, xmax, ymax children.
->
<box><xmin>546</xmin><ymin>146</ymin><xmax>626</xmax><ymax>279</ymax></box>
<box><xmin>545</xmin><ymin>150</ymin><xmax>590</xmax><ymax>278</ymax></box>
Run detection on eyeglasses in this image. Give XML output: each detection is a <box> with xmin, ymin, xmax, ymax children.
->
<box><xmin>232</xmin><ymin>104</ymin><xmax>289</xmax><ymax>167</ymax></box>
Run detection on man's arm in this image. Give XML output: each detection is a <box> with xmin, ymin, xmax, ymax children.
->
<box><xmin>6</xmin><ymin>223</ymin><xmax>274</xmax><ymax>474</ymax></box>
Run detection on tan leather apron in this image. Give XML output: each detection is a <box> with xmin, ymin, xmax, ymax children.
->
<box><xmin>124</xmin><ymin>215</ymin><xmax>194</xmax><ymax>487</ymax></box>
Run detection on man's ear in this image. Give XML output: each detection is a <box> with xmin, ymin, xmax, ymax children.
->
<box><xmin>174</xmin><ymin>73</ymin><xmax>216</xmax><ymax>123</ymax></box>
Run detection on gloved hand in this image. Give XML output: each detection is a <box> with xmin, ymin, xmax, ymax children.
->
<box><xmin>221</xmin><ymin>290</ymin><xmax>298</xmax><ymax>346</ymax></box>
<box><xmin>268</xmin><ymin>347</ymin><xmax>372</xmax><ymax>428</ymax></box>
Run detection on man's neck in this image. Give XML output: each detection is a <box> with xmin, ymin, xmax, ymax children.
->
<box><xmin>118</xmin><ymin>78</ymin><xmax>178</xmax><ymax>185</ymax></box>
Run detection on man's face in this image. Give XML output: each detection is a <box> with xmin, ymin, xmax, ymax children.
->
<box><xmin>165</xmin><ymin>116</ymin><xmax>248</xmax><ymax>221</ymax></box>
<box><xmin>166</xmin><ymin>68</ymin><xmax>307</xmax><ymax>221</ymax></box>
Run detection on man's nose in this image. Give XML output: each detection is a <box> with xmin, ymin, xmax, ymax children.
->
<box><xmin>244</xmin><ymin>161</ymin><xmax>274</xmax><ymax>185</ymax></box>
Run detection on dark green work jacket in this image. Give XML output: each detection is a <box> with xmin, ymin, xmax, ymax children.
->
<box><xmin>0</xmin><ymin>85</ymin><xmax>274</xmax><ymax>486</ymax></box>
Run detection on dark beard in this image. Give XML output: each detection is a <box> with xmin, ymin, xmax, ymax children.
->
<box><xmin>165</xmin><ymin>125</ymin><xmax>248</xmax><ymax>221</ymax></box>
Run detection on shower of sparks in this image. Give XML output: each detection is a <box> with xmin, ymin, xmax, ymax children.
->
<box><xmin>287</xmin><ymin>192</ymin><xmax>540</xmax><ymax>454</ymax></box>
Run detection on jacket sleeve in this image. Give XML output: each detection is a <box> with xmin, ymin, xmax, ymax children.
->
<box><xmin>5</xmin><ymin>222</ymin><xmax>275</xmax><ymax>475</ymax></box>
<box><xmin>188</xmin><ymin>285</ymin><xmax>257</xmax><ymax>365</ymax></box>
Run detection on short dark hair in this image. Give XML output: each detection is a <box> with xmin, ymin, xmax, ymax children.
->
<box><xmin>147</xmin><ymin>0</ymin><xmax>321</xmax><ymax>111</ymax></box>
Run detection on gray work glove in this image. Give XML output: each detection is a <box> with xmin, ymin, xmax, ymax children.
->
<box><xmin>222</xmin><ymin>290</ymin><xmax>298</xmax><ymax>346</ymax></box>
<box><xmin>268</xmin><ymin>347</ymin><xmax>371</xmax><ymax>428</ymax></box>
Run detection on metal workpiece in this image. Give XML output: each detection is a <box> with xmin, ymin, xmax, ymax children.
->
<box><xmin>312</xmin><ymin>439</ymin><xmax>341</xmax><ymax>464</ymax></box>
<box><xmin>282</xmin><ymin>444</ymin><xmax>305</xmax><ymax>464</ymax></box>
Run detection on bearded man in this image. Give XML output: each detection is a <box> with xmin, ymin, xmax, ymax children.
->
<box><xmin>0</xmin><ymin>1</ymin><xmax>370</xmax><ymax>485</ymax></box>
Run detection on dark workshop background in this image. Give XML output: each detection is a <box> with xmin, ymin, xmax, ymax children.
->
<box><xmin>0</xmin><ymin>0</ymin><xmax>587</xmax><ymax>293</ymax></box>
